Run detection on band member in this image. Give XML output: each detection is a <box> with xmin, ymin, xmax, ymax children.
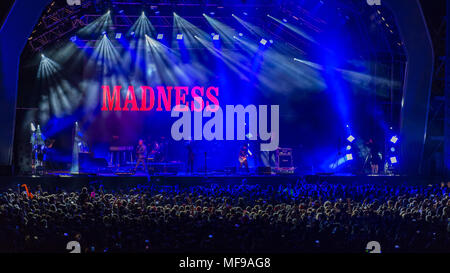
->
<box><xmin>134</xmin><ymin>139</ymin><xmax>147</xmax><ymax>172</ymax></box>
<box><xmin>30</xmin><ymin>124</ymin><xmax>46</xmax><ymax>175</ymax></box>
<box><xmin>367</xmin><ymin>139</ymin><xmax>382</xmax><ymax>174</ymax></box>
<box><xmin>159</xmin><ymin>136</ymin><xmax>168</xmax><ymax>162</ymax></box>
<box><xmin>150</xmin><ymin>140</ymin><xmax>162</xmax><ymax>162</ymax></box>
<box><xmin>239</xmin><ymin>144</ymin><xmax>249</xmax><ymax>172</ymax></box>
<box><xmin>186</xmin><ymin>140</ymin><xmax>194</xmax><ymax>173</ymax></box>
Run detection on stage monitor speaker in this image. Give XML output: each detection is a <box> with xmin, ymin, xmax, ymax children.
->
<box><xmin>224</xmin><ymin>166</ymin><xmax>236</xmax><ymax>175</ymax></box>
<box><xmin>115</xmin><ymin>172</ymin><xmax>134</xmax><ymax>177</ymax></box>
<box><xmin>257</xmin><ymin>166</ymin><xmax>272</xmax><ymax>175</ymax></box>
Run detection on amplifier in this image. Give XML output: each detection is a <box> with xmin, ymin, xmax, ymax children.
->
<box><xmin>277</xmin><ymin>148</ymin><xmax>293</xmax><ymax>156</ymax></box>
<box><xmin>276</xmin><ymin>148</ymin><xmax>293</xmax><ymax>168</ymax></box>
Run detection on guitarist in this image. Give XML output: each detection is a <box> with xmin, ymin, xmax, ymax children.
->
<box><xmin>239</xmin><ymin>144</ymin><xmax>250</xmax><ymax>172</ymax></box>
<box><xmin>134</xmin><ymin>139</ymin><xmax>147</xmax><ymax>173</ymax></box>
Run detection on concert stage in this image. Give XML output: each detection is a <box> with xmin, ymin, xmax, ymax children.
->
<box><xmin>2</xmin><ymin>172</ymin><xmax>441</xmax><ymax>192</ymax></box>
<box><xmin>2</xmin><ymin>0</ymin><xmax>444</xmax><ymax>190</ymax></box>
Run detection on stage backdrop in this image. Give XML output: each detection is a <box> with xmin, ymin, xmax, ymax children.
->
<box><xmin>13</xmin><ymin>0</ymin><xmax>411</xmax><ymax>174</ymax></box>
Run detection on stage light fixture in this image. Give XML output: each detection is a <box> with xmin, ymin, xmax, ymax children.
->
<box><xmin>391</xmin><ymin>147</ymin><xmax>396</xmax><ymax>152</ymax></box>
<box><xmin>238</xmin><ymin>33</ymin><xmax>243</xmax><ymax>37</ymax></box>
<box><xmin>115</xmin><ymin>33</ymin><xmax>122</xmax><ymax>39</ymax></box>
<box><xmin>390</xmin><ymin>136</ymin><xmax>398</xmax><ymax>144</ymax></box>
<box><xmin>390</xmin><ymin>157</ymin><xmax>398</xmax><ymax>164</ymax></box>
<box><xmin>346</xmin><ymin>145</ymin><xmax>352</xmax><ymax>151</ymax></box>
<box><xmin>260</xmin><ymin>39</ymin><xmax>268</xmax><ymax>45</ymax></box>
<box><xmin>347</xmin><ymin>135</ymin><xmax>355</xmax><ymax>143</ymax></box>
<box><xmin>283</xmin><ymin>18</ymin><xmax>288</xmax><ymax>23</ymax></box>
<box><xmin>157</xmin><ymin>34</ymin><xmax>164</xmax><ymax>40</ymax></box>
<box><xmin>177</xmin><ymin>34</ymin><xmax>183</xmax><ymax>40</ymax></box>
<box><xmin>269</xmin><ymin>39</ymin><xmax>274</xmax><ymax>44</ymax></box>
<box><xmin>213</xmin><ymin>34</ymin><xmax>220</xmax><ymax>40</ymax></box>
<box><xmin>70</xmin><ymin>36</ymin><xmax>77</xmax><ymax>42</ymax></box>
<box><xmin>346</xmin><ymin>154</ymin><xmax>353</xmax><ymax>161</ymax></box>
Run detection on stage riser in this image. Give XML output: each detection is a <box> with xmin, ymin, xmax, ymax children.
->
<box><xmin>0</xmin><ymin>175</ymin><xmax>441</xmax><ymax>192</ymax></box>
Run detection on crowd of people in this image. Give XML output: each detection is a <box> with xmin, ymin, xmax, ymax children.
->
<box><xmin>0</xmin><ymin>180</ymin><xmax>449</xmax><ymax>253</ymax></box>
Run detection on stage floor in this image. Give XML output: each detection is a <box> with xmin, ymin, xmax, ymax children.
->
<box><xmin>1</xmin><ymin>170</ymin><xmax>443</xmax><ymax>192</ymax></box>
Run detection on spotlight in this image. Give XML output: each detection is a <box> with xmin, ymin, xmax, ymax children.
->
<box><xmin>238</xmin><ymin>33</ymin><xmax>243</xmax><ymax>37</ymax></box>
<box><xmin>390</xmin><ymin>157</ymin><xmax>398</xmax><ymax>164</ymax></box>
<box><xmin>390</xmin><ymin>147</ymin><xmax>396</xmax><ymax>152</ymax></box>
<box><xmin>346</xmin><ymin>154</ymin><xmax>353</xmax><ymax>161</ymax></box>
<box><xmin>157</xmin><ymin>34</ymin><xmax>164</xmax><ymax>40</ymax></box>
<box><xmin>283</xmin><ymin>18</ymin><xmax>288</xmax><ymax>23</ymax></box>
<box><xmin>176</xmin><ymin>34</ymin><xmax>183</xmax><ymax>40</ymax></box>
<box><xmin>243</xmin><ymin>12</ymin><xmax>248</xmax><ymax>16</ymax></box>
<box><xmin>390</xmin><ymin>136</ymin><xmax>398</xmax><ymax>144</ymax></box>
<box><xmin>102</xmin><ymin>31</ymin><xmax>107</xmax><ymax>35</ymax></box>
<box><xmin>210</xmin><ymin>12</ymin><xmax>215</xmax><ymax>15</ymax></box>
<box><xmin>269</xmin><ymin>39</ymin><xmax>274</xmax><ymax>44</ymax></box>
<box><xmin>70</xmin><ymin>36</ymin><xmax>77</xmax><ymax>42</ymax></box>
<box><xmin>213</xmin><ymin>34</ymin><xmax>220</xmax><ymax>40</ymax></box>
<box><xmin>346</xmin><ymin>145</ymin><xmax>352</xmax><ymax>151</ymax></box>
<box><xmin>260</xmin><ymin>38</ymin><xmax>268</xmax><ymax>45</ymax></box>
<box><xmin>41</xmin><ymin>54</ymin><xmax>45</xmax><ymax>58</ymax></box>
<box><xmin>115</xmin><ymin>33</ymin><xmax>122</xmax><ymax>39</ymax></box>
<box><xmin>347</xmin><ymin>135</ymin><xmax>355</xmax><ymax>143</ymax></box>
<box><xmin>130</xmin><ymin>31</ymin><xmax>135</xmax><ymax>36</ymax></box>
<box><xmin>155</xmin><ymin>11</ymin><xmax>160</xmax><ymax>15</ymax></box>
